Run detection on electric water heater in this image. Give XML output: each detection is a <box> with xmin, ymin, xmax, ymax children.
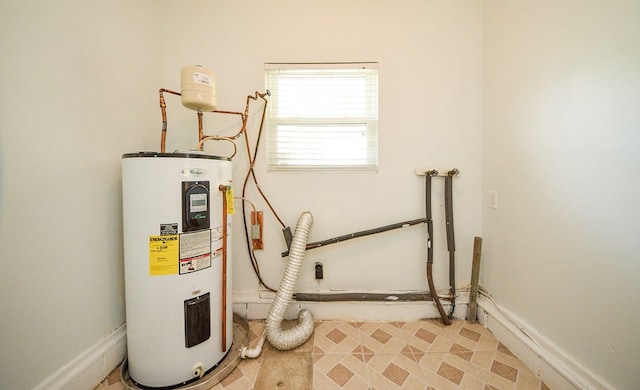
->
<box><xmin>122</xmin><ymin>152</ymin><xmax>233</xmax><ymax>388</ymax></box>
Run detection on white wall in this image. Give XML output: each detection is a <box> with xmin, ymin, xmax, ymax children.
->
<box><xmin>482</xmin><ymin>1</ymin><xmax>640</xmax><ymax>389</ymax></box>
<box><xmin>158</xmin><ymin>0</ymin><xmax>484</xmax><ymax>298</ymax></box>
<box><xmin>0</xmin><ymin>1</ymin><xmax>483</xmax><ymax>388</ymax></box>
<box><xmin>0</xmin><ymin>2</ymin><xmax>160</xmax><ymax>389</ymax></box>
<box><xmin>4</xmin><ymin>1</ymin><xmax>635</xmax><ymax>389</ymax></box>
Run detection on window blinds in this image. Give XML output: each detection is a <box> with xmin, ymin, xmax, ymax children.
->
<box><xmin>265</xmin><ymin>63</ymin><xmax>378</xmax><ymax>172</ymax></box>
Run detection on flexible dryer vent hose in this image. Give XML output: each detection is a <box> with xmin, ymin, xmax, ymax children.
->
<box><xmin>241</xmin><ymin>211</ymin><xmax>315</xmax><ymax>358</ymax></box>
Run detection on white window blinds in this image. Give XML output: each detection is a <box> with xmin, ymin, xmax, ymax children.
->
<box><xmin>265</xmin><ymin>63</ymin><xmax>378</xmax><ymax>172</ymax></box>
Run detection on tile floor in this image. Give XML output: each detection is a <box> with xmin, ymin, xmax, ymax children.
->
<box><xmin>99</xmin><ymin>319</ymin><xmax>550</xmax><ymax>390</ymax></box>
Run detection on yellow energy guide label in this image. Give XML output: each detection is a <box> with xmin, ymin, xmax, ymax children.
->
<box><xmin>149</xmin><ymin>235</ymin><xmax>179</xmax><ymax>275</ymax></box>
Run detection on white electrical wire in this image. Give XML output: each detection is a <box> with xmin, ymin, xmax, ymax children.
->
<box><xmin>234</xmin><ymin>196</ymin><xmax>257</xmax><ymax>214</ymax></box>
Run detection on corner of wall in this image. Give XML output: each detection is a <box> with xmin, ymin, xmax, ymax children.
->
<box><xmin>32</xmin><ymin>324</ymin><xmax>126</xmax><ymax>390</ymax></box>
<box><xmin>477</xmin><ymin>296</ymin><xmax>615</xmax><ymax>390</ymax></box>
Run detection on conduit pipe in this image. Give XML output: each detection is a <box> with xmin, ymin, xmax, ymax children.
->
<box><xmin>281</xmin><ymin>218</ymin><xmax>426</xmax><ymax>257</ymax></box>
<box><xmin>426</xmin><ymin>171</ymin><xmax>452</xmax><ymax>325</ymax></box>
<box><xmin>295</xmin><ymin>292</ymin><xmax>437</xmax><ymax>302</ymax></box>
<box><xmin>241</xmin><ymin>212</ymin><xmax>315</xmax><ymax>358</ymax></box>
<box><xmin>444</xmin><ymin>169</ymin><xmax>458</xmax><ymax>318</ymax></box>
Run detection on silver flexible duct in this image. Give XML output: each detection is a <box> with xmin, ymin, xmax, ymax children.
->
<box><xmin>241</xmin><ymin>211</ymin><xmax>315</xmax><ymax>358</ymax></box>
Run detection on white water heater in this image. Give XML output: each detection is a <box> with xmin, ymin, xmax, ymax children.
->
<box><xmin>122</xmin><ymin>152</ymin><xmax>233</xmax><ymax>388</ymax></box>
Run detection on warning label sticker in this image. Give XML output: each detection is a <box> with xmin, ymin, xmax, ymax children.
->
<box><xmin>149</xmin><ymin>235</ymin><xmax>179</xmax><ymax>276</ymax></box>
<box><xmin>180</xmin><ymin>253</ymin><xmax>210</xmax><ymax>274</ymax></box>
<box><xmin>179</xmin><ymin>229</ymin><xmax>211</xmax><ymax>275</ymax></box>
<box><xmin>160</xmin><ymin>223</ymin><xmax>178</xmax><ymax>235</ymax></box>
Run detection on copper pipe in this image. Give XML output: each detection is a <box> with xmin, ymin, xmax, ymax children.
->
<box><xmin>245</xmin><ymin>90</ymin><xmax>270</xmax><ymax>117</ymax></box>
<box><xmin>212</xmin><ymin>109</ymin><xmax>245</xmax><ymax>116</ymax></box>
<box><xmin>159</xmin><ymin>87</ymin><xmax>246</xmax><ymax>152</ymax></box>
<box><xmin>211</xmin><ymin>110</ymin><xmax>246</xmax><ymax>139</ymax></box>
<box><xmin>219</xmin><ymin>185</ymin><xmax>229</xmax><ymax>352</ymax></box>
<box><xmin>243</xmin><ymin>91</ymin><xmax>270</xmax><ymax>166</ymax></box>
<box><xmin>197</xmin><ymin>112</ymin><xmax>204</xmax><ymax>151</ymax></box>
<box><xmin>197</xmin><ymin>136</ymin><xmax>238</xmax><ymax>158</ymax></box>
<box><xmin>197</xmin><ymin>110</ymin><xmax>246</xmax><ymax>153</ymax></box>
<box><xmin>238</xmin><ymin>91</ymin><xmax>269</xmax><ymax>159</ymax></box>
<box><xmin>159</xmin><ymin>88</ymin><xmax>254</xmax><ymax>153</ymax></box>
<box><xmin>160</xmin><ymin>92</ymin><xmax>167</xmax><ymax>153</ymax></box>
<box><xmin>159</xmin><ymin>88</ymin><xmax>180</xmax><ymax>153</ymax></box>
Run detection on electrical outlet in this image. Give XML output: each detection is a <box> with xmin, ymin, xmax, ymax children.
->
<box><xmin>315</xmin><ymin>262</ymin><xmax>324</xmax><ymax>280</ymax></box>
<box><xmin>489</xmin><ymin>191</ymin><xmax>498</xmax><ymax>209</ymax></box>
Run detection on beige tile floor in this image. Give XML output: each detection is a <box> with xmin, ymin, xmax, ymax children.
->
<box><xmin>99</xmin><ymin>319</ymin><xmax>550</xmax><ymax>390</ymax></box>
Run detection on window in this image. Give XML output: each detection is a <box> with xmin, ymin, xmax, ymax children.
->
<box><xmin>265</xmin><ymin>63</ymin><xmax>378</xmax><ymax>172</ymax></box>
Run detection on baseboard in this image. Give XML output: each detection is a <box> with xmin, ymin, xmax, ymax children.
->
<box><xmin>232</xmin><ymin>290</ymin><xmax>469</xmax><ymax>322</ymax></box>
<box><xmin>33</xmin><ymin>323</ymin><xmax>126</xmax><ymax>390</ymax></box>
<box><xmin>477</xmin><ymin>296</ymin><xmax>614</xmax><ymax>390</ymax></box>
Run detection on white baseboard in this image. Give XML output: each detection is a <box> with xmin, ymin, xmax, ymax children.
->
<box><xmin>33</xmin><ymin>323</ymin><xmax>126</xmax><ymax>390</ymax></box>
<box><xmin>477</xmin><ymin>296</ymin><xmax>614</xmax><ymax>390</ymax></box>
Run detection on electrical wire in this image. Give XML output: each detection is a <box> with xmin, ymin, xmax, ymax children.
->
<box><xmin>241</xmin><ymin>91</ymin><xmax>285</xmax><ymax>228</ymax></box>
<box><xmin>234</xmin><ymin>196</ymin><xmax>257</xmax><ymax>213</ymax></box>
<box><xmin>238</xmin><ymin>92</ymin><xmax>285</xmax><ymax>292</ymax></box>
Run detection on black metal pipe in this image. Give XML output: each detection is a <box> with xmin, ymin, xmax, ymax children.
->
<box><xmin>294</xmin><ymin>292</ymin><xmax>438</xmax><ymax>302</ymax></box>
<box><xmin>426</xmin><ymin>173</ymin><xmax>451</xmax><ymax>325</ymax></box>
<box><xmin>426</xmin><ymin>174</ymin><xmax>434</xmax><ymax>265</ymax></box>
<box><xmin>281</xmin><ymin>218</ymin><xmax>426</xmax><ymax>257</ymax></box>
<box><xmin>444</xmin><ymin>174</ymin><xmax>456</xmax><ymax>319</ymax></box>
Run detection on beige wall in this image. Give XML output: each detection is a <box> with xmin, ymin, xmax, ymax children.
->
<box><xmin>158</xmin><ymin>0</ymin><xmax>484</xmax><ymax>296</ymax></box>
<box><xmin>483</xmin><ymin>1</ymin><xmax>640</xmax><ymax>389</ymax></box>
<box><xmin>1</xmin><ymin>1</ymin><xmax>637</xmax><ymax>389</ymax></box>
<box><xmin>0</xmin><ymin>2</ymin><xmax>160</xmax><ymax>389</ymax></box>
